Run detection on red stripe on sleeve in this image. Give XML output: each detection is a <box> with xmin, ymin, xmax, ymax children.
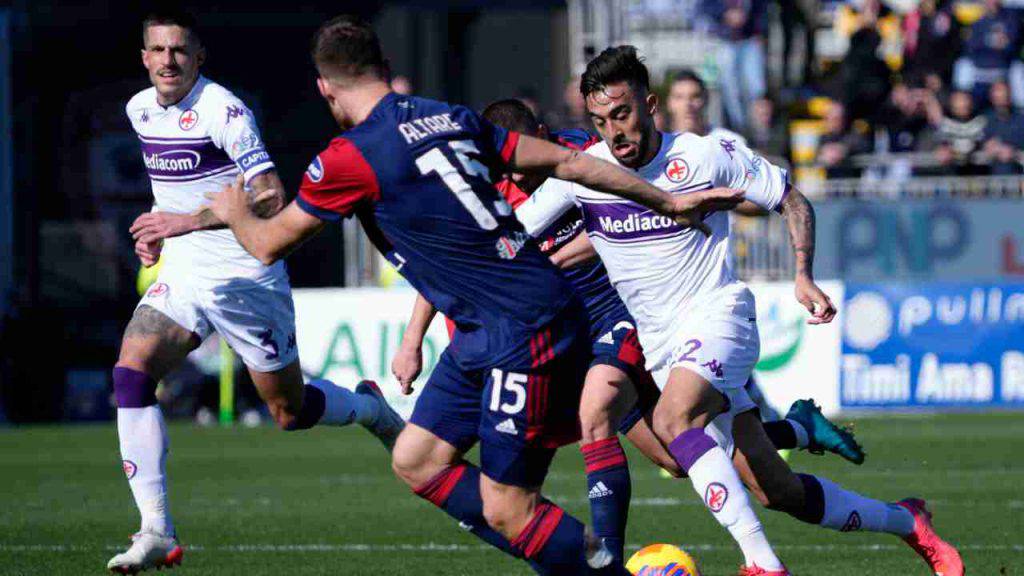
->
<box><xmin>298</xmin><ymin>137</ymin><xmax>381</xmax><ymax>219</ymax></box>
<box><xmin>499</xmin><ymin>130</ymin><xmax>521</xmax><ymax>164</ymax></box>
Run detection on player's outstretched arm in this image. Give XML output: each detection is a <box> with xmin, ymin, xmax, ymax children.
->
<box><xmin>776</xmin><ymin>186</ymin><xmax>836</xmax><ymax>325</ymax></box>
<box><xmin>392</xmin><ymin>294</ymin><xmax>438</xmax><ymax>395</ymax></box>
<box><xmin>508</xmin><ymin>135</ymin><xmax>743</xmax><ymax>232</ymax></box>
<box><xmin>130</xmin><ymin>171</ymin><xmax>287</xmax><ymax>245</ymax></box>
<box><xmin>207</xmin><ymin>175</ymin><xmax>325</xmax><ymax>265</ymax></box>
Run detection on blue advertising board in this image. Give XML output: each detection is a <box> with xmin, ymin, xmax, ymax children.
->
<box><xmin>840</xmin><ymin>282</ymin><xmax>1024</xmax><ymax>409</ymax></box>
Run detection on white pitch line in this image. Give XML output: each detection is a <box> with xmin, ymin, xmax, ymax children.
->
<box><xmin>1</xmin><ymin>543</ymin><xmax>1021</xmax><ymax>553</ymax></box>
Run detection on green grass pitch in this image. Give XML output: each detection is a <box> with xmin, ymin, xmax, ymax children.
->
<box><xmin>1</xmin><ymin>412</ymin><xmax>1021</xmax><ymax>575</ymax></box>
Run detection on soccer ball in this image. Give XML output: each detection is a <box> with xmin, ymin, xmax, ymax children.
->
<box><xmin>626</xmin><ymin>544</ymin><xmax>701</xmax><ymax>576</ymax></box>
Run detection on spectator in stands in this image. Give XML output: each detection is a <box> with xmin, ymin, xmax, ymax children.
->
<box><xmin>816</xmin><ymin>101</ymin><xmax>869</xmax><ymax>177</ymax></box>
<box><xmin>982</xmin><ymin>80</ymin><xmax>1024</xmax><ymax>173</ymax></box>
<box><xmin>879</xmin><ymin>81</ymin><xmax>932</xmax><ymax>153</ymax></box>
<box><xmin>748</xmin><ymin>97</ymin><xmax>790</xmax><ymax>166</ymax></box>
<box><xmin>700</xmin><ymin>0</ymin><xmax>768</xmax><ymax>129</ymax></box>
<box><xmin>778</xmin><ymin>0</ymin><xmax>817</xmax><ymax>87</ymax></box>
<box><xmin>902</xmin><ymin>0</ymin><xmax>961</xmax><ymax>87</ymax></box>
<box><xmin>834</xmin><ymin>27</ymin><xmax>892</xmax><ymax>122</ymax></box>
<box><xmin>924</xmin><ymin>89</ymin><xmax>989</xmax><ymax>174</ymax></box>
<box><xmin>550</xmin><ymin>78</ymin><xmax>589</xmax><ymax>131</ymax></box>
<box><xmin>954</xmin><ymin>0</ymin><xmax>1023</xmax><ymax>107</ymax></box>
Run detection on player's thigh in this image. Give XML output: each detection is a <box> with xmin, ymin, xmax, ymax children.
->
<box><xmin>407</xmin><ymin>349</ymin><xmax>481</xmax><ymax>459</ymax></box>
<box><xmin>247</xmin><ymin>360</ymin><xmax>304</xmax><ymax>415</ymax></box>
<box><xmin>392</xmin><ymin>422</ymin><xmax>466</xmax><ymax>489</ymax></box>
<box><xmin>119</xmin><ymin>280</ymin><xmax>205</xmax><ymax>378</ymax></box>
<box><xmin>579</xmin><ymin>363</ymin><xmax>636</xmax><ymax>442</ymax></box>
<box><xmin>651</xmin><ymin>366</ymin><xmax>728</xmax><ymax>442</ymax></box>
<box><xmin>204</xmin><ymin>281</ymin><xmax>298</xmax><ymax>375</ymax></box>
<box><xmin>732</xmin><ymin>409</ymin><xmax>803</xmax><ymax>510</ymax></box>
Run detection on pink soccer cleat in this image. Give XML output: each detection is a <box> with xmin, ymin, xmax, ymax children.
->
<box><xmin>897</xmin><ymin>498</ymin><xmax>965</xmax><ymax>576</ymax></box>
<box><xmin>737</xmin><ymin>564</ymin><xmax>791</xmax><ymax>576</ymax></box>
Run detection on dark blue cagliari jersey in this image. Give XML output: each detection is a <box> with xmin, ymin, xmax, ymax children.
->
<box><xmin>297</xmin><ymin>93</ymin><xmax>576</xmax><ymax>369</ymax></box>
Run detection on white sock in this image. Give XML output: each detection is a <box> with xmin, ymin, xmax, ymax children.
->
<box><xmin>308</xmin><ymin>380</ymin><xmax>378</xmax><ymax>426</ymax></box>
<box><xmin>687</xmin><ymin>447</ymin><xmax>783</xmax><ymax>570</ymax></box>
<box><xmin>117</xmin><ymin>406</ymin><xmax>173</xmax><ymax>536</ymax></box>
<box><xmin>786</xmin><ymin>419</ymin><xmax>810</xmax><ymax>448</ymax></box>
<box><xmin>815</xmin><ymin>476</ymin><xmax>915</xmax><ymax>536</ymax></box>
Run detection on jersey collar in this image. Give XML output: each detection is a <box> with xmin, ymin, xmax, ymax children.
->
<box><xmin>154</xmin><ymin>75</ymin><xmax>207</xmax><ymax>111</ymax></box>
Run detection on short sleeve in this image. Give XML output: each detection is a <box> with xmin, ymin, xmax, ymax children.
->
<box><xmin>296</xmin><ymin>138</ymin><xmax>381</xmax><ymax>222</ymax></box>
<box><xmin>709</xmin><ymin>136</ymin><xmax>789</xmax><ymax>212</ymax></box>
<box><xmin>515</xmin><ymin>178</ymin><xmax>577</xmax><ymax>237</ymax></box>
<box><xmin>210</xmin><ymin>100</ymin><xmax>276</xmax><ymax>182</ymax></box>
<box><xmin>451</xmin><ymin>105</ymin><xmax>520</xmax><ymax>166</ymax></box>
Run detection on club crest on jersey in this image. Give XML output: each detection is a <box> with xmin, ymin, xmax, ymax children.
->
<box><xmin>146</xmin><ymin>283</ymin><xmax>169</xmax><ymax>298</ymax></box>
<box><xmin>122</xmin><ymin>460</ymin><xmax>138</xmax><ymax>480</ymax></box>
<box><xmin>178</xmin><ymin>109</ymin><xmax>199</xmax><ymax>131</ymax></box>
<box><xmin>705</xmin><ymin>482</ymin><xmax>729</xmax><ymax>512</ymax></box>
<box><xmin>664</xmin><ymin>158</ymin><xmax>691</xmax><ymax>184</ymax></box>
<box><xmin>496</xmin><ymin>231</ymin><xmax>528</xmax><ymax>260</ymax></box>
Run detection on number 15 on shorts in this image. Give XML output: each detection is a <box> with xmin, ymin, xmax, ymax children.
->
<box><xmin>489</xmin><ymin>369</ymin><xmax>527</xmax><ymax>415</ymax></box>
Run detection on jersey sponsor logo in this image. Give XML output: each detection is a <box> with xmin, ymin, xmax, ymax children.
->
<box><xmin>398</xmin><ymin>113</ymin><xmax>464</xmax><ymax>144</ymax></box>
<box><xmin>705</xmin><ymin>482</ymin><xmax>729</xmax><ymax>512</ymax></box>
<box><xmin>586</xmin><ymin>201</ymin><xmax>685</xmax><ymax>243</ymax></box>
<box><xmin>144</xmin><ymin>149</ymin><xmax>201</xmax><ymax>173</ymax></box>
<box><xmin>146</xmin><ymin>282</ymin><xmax>169</xmax><ymax>297</ymax></box>
<box><xmin>178</xmin><ymin>109</ymin><xmax>199</xmax><ymax>131</ymax></box>
<box><xmin>225</xmin><ymin>105</ymin><xmax>246</xmax><ymax>123</ymax></box>
<box><xmin>306</xmin><ymin>156</ymin><xmax>324</xmax><ymax>183</ymax></box>
<box><xmin>230</xmin><ymin>131</ymin><xmax>263</xmax><ymax>156</ymax></box>
<box><xmin>122</xmin><ymin>460</ymin><xmax>138</xmax><ymax>480</ymax></box>
<box><xmin>664</xmin><ymin>158</ymin><xmax>691</xmax><ymax>184</ymax></box>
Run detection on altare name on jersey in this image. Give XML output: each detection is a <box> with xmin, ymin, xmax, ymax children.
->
<box><xmin>398</xmin><ymin>113</ymin><xmax>464</xmax><ymax>144</ymax></box>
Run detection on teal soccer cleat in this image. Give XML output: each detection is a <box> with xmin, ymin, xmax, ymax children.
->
<box><xmin>785</xmin><ymin>399</ymin><xmax>865</xmax><ymax>465</ymax></box>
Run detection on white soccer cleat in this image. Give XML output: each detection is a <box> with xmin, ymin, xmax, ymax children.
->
<box><xmin>355</xmin><ymin>380</ymin><xmax>405</xmax><ymax>451</ymax></box>
<box><xmin>106</xmin><ymin>531</ymin><xmax>183</xmax><ymax>574</ymax></box>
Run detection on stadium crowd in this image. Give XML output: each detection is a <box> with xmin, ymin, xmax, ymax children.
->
<box><xmin>552</xmin><ymin>0</ymin><xmax>1024</xmax><ymax>186</ymax></box>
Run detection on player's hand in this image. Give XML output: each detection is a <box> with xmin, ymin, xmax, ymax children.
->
<box><xmin>795</xmin><ymin>275</ymin><xmax>837</xmax><ymax>325</ymax></box>
<box><xmin>391</xmin><ymin>344</ymin><xmax>423</xmax><ymax>395</ymax></box>
<box><xmin>670</xmin><ymin>188</ymin><xmax>745</xmax><ymax>236</ymax></box>
<box><xmin>206</xmin><ymin>175</ymin><xmax>249</xmax><ymax>225</ymax></box>
<box><xmin>130</xmin><ymin>212</ymin><xmax>197</xmax><ymax>244</ymax></box>
<box><xmin>135</xmin><ymin>238</ymin><xmax>162</xmax><ymax>267</ymax></box>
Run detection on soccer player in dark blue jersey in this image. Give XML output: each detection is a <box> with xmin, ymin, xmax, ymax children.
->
<box><xmin>207</xmin><ymin>16</ymin><xmax>741</xmax><ymax>575</ymax></box>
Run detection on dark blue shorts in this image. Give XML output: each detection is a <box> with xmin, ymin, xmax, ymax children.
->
<box><xmin>587</xmin><ymin>305</ymin><xmax>660</xmax><ymax>434</ymax></box>
<box><xmin>409</xmin><ymin>303</ymin><xmax>590</xmax><ymax>488</ymax></box>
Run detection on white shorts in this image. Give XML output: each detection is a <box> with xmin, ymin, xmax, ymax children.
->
<box><xmin>136</xmin><ymin>266</ymin><xmax>298</xmax><ymax>373</ymax></box>
<box><xmin>649</xmin><ymin>284</ymin><xmax>761</xmax><ymax>455</ymax></box>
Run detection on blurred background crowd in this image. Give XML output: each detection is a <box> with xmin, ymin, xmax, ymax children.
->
<box><xmin>1</xmin><ymin>0</ymin><xmax>1022</xmax><ymax>425</ymax></box>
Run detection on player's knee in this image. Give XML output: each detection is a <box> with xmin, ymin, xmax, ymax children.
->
<box><xmin>390</xmin><ymin>440</ymin><xmax>429</xmax><ymax>488</ymax></box>
<box><xmin>579</xmin><ymin>407</ymin><xmax>615</xmax><ymax>444</ymax></box>
<box><xmin>651</xmin><ymin>402</ymin><xmax>698</xmax><ymax>444</ymax></box>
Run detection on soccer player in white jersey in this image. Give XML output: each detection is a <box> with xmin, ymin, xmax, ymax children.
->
<box><xmin>517</xmin><ymin>46</ymin><xmax>963</xmax><ymax>576</ymax></box>
<box><xmin>107</xmin><ymin>12</ymin><xmax>403</xmax><ymax>573</ymax></box>
<box><xmin>667</xmin><ymin>69</ymin><xmax>868</xmax><ymax>464</ymax></box>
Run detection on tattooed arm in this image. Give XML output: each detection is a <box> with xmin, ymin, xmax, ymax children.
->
<box><xmin>777</xmin><ymin>186</ymin><xmax>836</xmax><ymax>325</ymax></box>
<box><xmin>130</xmin><ymin>170</ymin><xmax>286</xmax><ymax>245</ymax></box>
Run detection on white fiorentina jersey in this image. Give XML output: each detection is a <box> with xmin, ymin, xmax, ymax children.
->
<box><xmin>522</xmin><ymin>131</ymin><xmax>788</xmax><ymax>362</ymax></box>
<box><xmin>126</xmin><ymin>75</ymin><xmax>284</xmax><ymax>283</ymax></box>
